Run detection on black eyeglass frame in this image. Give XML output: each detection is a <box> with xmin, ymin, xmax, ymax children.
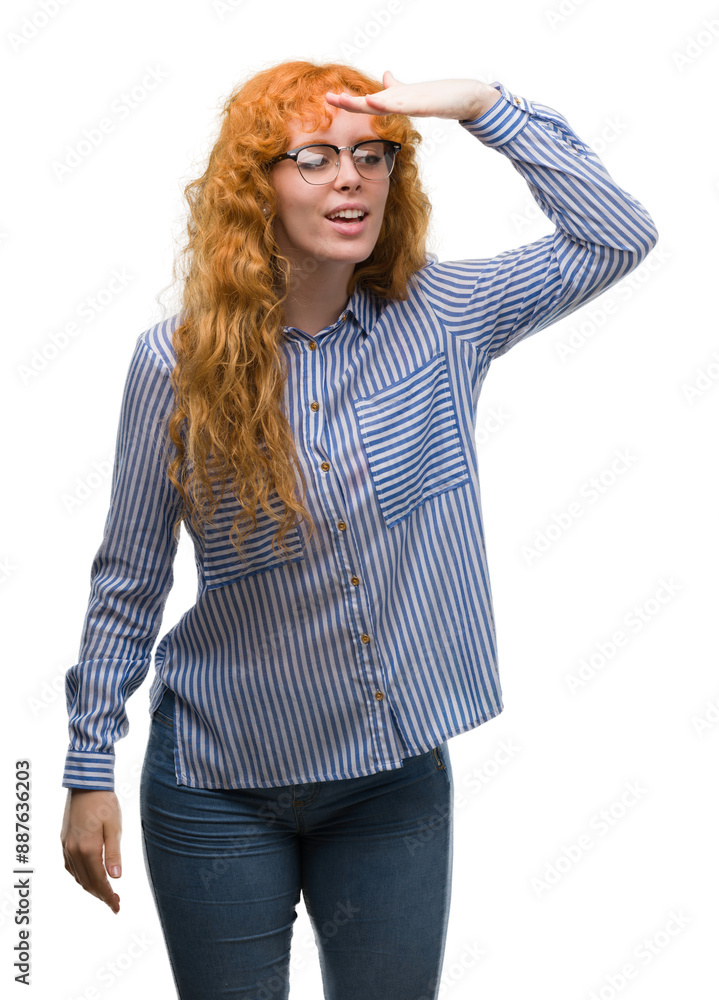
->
<box><xmin>268</xmin><ymin>140</ymin><xmax>402</xmax><ymax>183</ymax></box>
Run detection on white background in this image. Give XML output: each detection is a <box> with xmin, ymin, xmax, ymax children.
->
<box><xmin>2</xmin><ymin>0</ymin><xmax>718</xmax><ymax>997</ymax></box>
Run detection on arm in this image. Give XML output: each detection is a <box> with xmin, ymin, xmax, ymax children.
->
<box><xmin>420</xmin><ymin>81</ymin><xmax>660</xmax><ymax>360</ymax></box>
<box><xmin>62</xmin><ymin>337</ymin><xmax>184</xmax><ymax>791</ymax></box>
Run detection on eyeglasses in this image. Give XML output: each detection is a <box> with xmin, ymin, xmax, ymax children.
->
<box><xmin>269</xmin><ymin>140</ymin><xmax>402</xmax><ymax>185</ymax></box>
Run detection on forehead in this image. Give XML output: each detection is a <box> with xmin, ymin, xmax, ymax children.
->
<box><xmin>287</xmin><ymin>107</ymin><xmax>382</xmax><ymax>146</ymax></box>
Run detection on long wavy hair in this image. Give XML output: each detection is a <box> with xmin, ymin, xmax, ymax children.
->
<box><xmin>164</xmin><ymin>60</ymin><xmax>433</xmax><ymax>564</ymax></box>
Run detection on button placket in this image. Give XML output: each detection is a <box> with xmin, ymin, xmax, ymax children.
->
<box><xmin>305</xmin><ymin>332</ymin><xmax>390</xmax><ymax>745</ymax></box>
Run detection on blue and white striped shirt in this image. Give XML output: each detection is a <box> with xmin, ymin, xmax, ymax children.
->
<box><xmin>62</xmin><ymin>81</ymin><xmax>658</xmax><ymax>791</ymax></box>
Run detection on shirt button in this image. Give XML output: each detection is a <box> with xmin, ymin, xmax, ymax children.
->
<box><xmin>309</xmin><ymin>341</ymin><xmax>317</xmax><ymax>351</ymax></box>
<box><xmin>375</xmin><ymin>691</ymin><xmax>384</xmax><ymax>701</ymax></box>
<box><xmin>337</xmin><ymin>521</ymin><xmax>346</xmax><ymax>531</ymax></box>
<box><xmin>361</xmin><ymin>634</ymin><xmax>370</xmax><ymax>644</ymax></box>
<box><xmin>351</xmin><ymin>576</ymin><xmax>360</xmax><ymax>586</ymax></box>
<box><xmin>310</xmin><ymin>401</ymin><xmax>319</xmax><ymax>411</ymax></box>
<box><xmin>320</xmin><ymin>461</ymin><xmax>330</xmax><ymax>472</ymax></box>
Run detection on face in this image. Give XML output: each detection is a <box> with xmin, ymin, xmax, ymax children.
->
<box><xmin>269</xmin><ymin>107</ymin><xmax>390</xmax><ymax>275</ymax></box>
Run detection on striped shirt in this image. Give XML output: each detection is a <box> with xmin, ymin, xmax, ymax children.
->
<box><xmin>62</xmin><ymin>81</ymin><xmax>658</xmax><ymax>791</ymax></box>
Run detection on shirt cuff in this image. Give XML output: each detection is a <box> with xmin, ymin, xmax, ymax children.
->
<box><xmin>62</xmin><ymin>748</ymin><xmax>116</xmax><ymax>791</ymax></box>
<box><xmin>459</xmin><ymin>81</ymin><xmax>532</xmax><ymax>147</ymax></box>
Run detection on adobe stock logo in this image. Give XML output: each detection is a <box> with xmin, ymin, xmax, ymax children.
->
<box><xmin>7</xmin><ymin>0</ymin><xmax>71</xmax><ymax>53</ymax></box>
<box><xmin>521</xmin><ymin>448</ymin><xmax>637</xmax><ymax>565</ymax></box>
<box><xmin>51</xmin><ymin>67</ymin><xmax>169</xmax><ymax>181</ymax></box>
<box><xmin>532</xmin><ymin>780</ymin><xmax>648</xmax><ymax>897</ymax></box>
<box><xmin>672</xmin><ymin>17</ymin><xmax>719</xmax><ymax>72</ymax></box>
<box><xmin>326</xmin><ymin>0</ymin><xmax>414</xmax><ymax>61</ymax></box>
<box><xmin>681</xmin><ymin>350</ymin><xmax>719</xmax><ymax>404</ymax></box>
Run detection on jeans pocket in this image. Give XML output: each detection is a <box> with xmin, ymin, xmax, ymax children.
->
<box><xmin>431</xmin><ymin>744</ymin><xmax>446</xmax><ymax>771</ymax></box>
<box><xmin>152</xmin><ymin>711</ymin><xmax>174</xmax><ymax>731</ymax></box>
<box><xmin>352</xmin><ymin>351</ymin><xmax>471</xmax><ymax>528</ymax></box>
<box><xmin>152</xmin><ymin>687</ymin><xmax>175</xmax><ymax>730</ymax></box>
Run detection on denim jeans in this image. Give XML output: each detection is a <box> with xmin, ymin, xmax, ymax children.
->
<box><xmin>140</xmin><ymin>686</ymin><xmax>454</xmax><ymax>1000</ymax></box>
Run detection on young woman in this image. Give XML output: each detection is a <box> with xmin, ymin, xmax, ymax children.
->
<box><xmin>60</xmin><ymin>60</ymin><xmax>658</xmax><ymax>999</ymax></box>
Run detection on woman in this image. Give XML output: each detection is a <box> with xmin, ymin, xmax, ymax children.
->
<box><xmin>60</xmin><ymin>60</ymin><xmax>658</xmax><ymax>999</ymax></box>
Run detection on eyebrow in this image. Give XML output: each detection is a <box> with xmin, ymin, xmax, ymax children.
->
<box><xmin>296</xmin><ymin>135</ymin><xmax>380</xmax><ymax>145</ymax></box>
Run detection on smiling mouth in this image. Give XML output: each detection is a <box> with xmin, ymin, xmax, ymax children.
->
<box><xmin>325</xmin><ymin>212</ymin><xmax>369</xmax><ymax>231</ymax></box>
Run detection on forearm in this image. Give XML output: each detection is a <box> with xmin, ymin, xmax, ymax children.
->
<box><xmin>463</xmin><ymin>83</ymin><xmax>658</xmax><ymax>255</ymax></box>
<box><xmin>422</xmin><ymin>81</ymin><xmax>659</xmax><ymax>360</ymax></box>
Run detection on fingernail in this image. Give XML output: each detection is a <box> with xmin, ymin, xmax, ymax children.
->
<box><xmin>110</xmin><ymin>866</ymin><xmax>120</xmax><ymax>877</ymax></box>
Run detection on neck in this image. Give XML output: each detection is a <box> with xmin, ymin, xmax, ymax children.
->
<box><xmin>276</xmin><ymin>259</ymin><xmax>355</xmax><ymax>337</ymax></box>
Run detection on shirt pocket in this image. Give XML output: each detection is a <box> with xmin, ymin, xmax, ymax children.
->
<box><xmin>352</xmin><ymin>351</ymin><xmax>471</xmax><ymax>528</ymax></box>
<box><xmin>202</xmin><ymin>478</ymin><xmax>306</xmax><ymax>589</ymax></box>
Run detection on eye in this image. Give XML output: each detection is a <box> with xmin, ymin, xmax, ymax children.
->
<box><xmin>297</xmin><ymin>146</ymin><xmax>334</xmax><ymax>169</ymax></box>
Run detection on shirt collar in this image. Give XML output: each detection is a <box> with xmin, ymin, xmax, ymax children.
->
<box><xmin>344</xmin><ymin>282</ymin><xmax>385</xmax><ymax>335</ymax></box>
<box><xmin>282</xmin><ymin>282</ymin><xmax>385</xmax><ymax>339</ymax></box>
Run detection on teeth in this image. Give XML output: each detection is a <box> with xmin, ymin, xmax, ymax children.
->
<box><xmin>328</xmin><ymin>209</ymin><xmax>365</xmax><ymax>220</ymax></box>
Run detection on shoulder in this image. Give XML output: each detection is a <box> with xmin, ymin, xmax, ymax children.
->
<box><xmin>135</xmin><ymin>312</ymin><xmax>183</xmax><ymax>374</ymax></box>
<box><xmin>408</xmin><ymin>251</ymin><xmax>472</xmax><ymax>295</ymax></box>
<box><xmin>403</xmin><ymin>253</ymin><xmax>440</xmax><ymax>293</ymax></box>
<box><xmin>411</xmin><ymin>252</ymin><xmax>447</xmax><ymax>282</ymax></box>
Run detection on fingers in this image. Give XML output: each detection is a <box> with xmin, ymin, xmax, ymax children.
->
<box><xmin>81</xmin><ymin>848</ymin><xmax>121</xmax><ymax>914</ymax></box>
<box><xmin>325</xmin><ymin>70</ymin><xmax>401</xmax><ymax>108</ymax></box>
<box><xmin>383</xmin><ymin>70</ymin><xmax>404</xmax><ymax>87</ymax></box>
<box><xmin>62</xmin><ymin>847</ymin><xmax>80</xmax><ymax>886</ymax></box>
<box><xmin>326</xmin><ymin>72</ymin><xmax>400</xmax><ymax>114</ymax></box>
<box><xmin>325</xmin><ymin>73</ymin><xmax>407</xmax><ymax>117</ymax></box>
<box><xmin>325</xmin><ymin>90</ymin><xmax>366</xmax><ymax>111</ymax></box>
<box><xmin>325</xmin><ymin>90</ymin><xmax>390</xmax><ymax>116</ymax></box>
<box><xmin>104</xmin><ymin>831</ymin><xmax>123</xmax><ymax>881</ymax></box>
<box><xmin>63</xmin><ymin>839</ymin><xmax>120</xmax><ymax>913</ymax></box>
<box><xmin>61</xmin><ymin>789</ymin><xmax>122</xmax><ymax>914</ymax></box>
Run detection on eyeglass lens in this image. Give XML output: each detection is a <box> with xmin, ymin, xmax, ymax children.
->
<box><xmin>296</xmin><ymin>142</ymin><xmax>395</xmax><ymax>183</ymax></box>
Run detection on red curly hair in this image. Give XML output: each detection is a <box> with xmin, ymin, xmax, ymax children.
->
<box><xmin>164</xmin><ymin>59</ymin><xmax>433</xmax><ymax>563</ymax></box>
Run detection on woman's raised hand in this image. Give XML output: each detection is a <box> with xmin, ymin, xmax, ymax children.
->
<box><xmin>61</xmin><ymin>789</ymin><xmax>122</xmax><ymax>914</ymax></box>
<box><xmin>325</xmin><ymin>70</ymin><xmax>501</xmax><ymax>122</ymax></box>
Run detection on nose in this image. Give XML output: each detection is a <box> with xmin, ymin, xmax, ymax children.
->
<box><xmin>334</xmin><ymin>148</ymin><xmax>363</xmax><ymax>187</ymax></box>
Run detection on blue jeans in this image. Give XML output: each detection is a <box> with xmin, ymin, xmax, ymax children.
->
<box><xmin>140</xmin><ymin>686</ymin><xmax>454</xmax><ymax>1000</ymax></box>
